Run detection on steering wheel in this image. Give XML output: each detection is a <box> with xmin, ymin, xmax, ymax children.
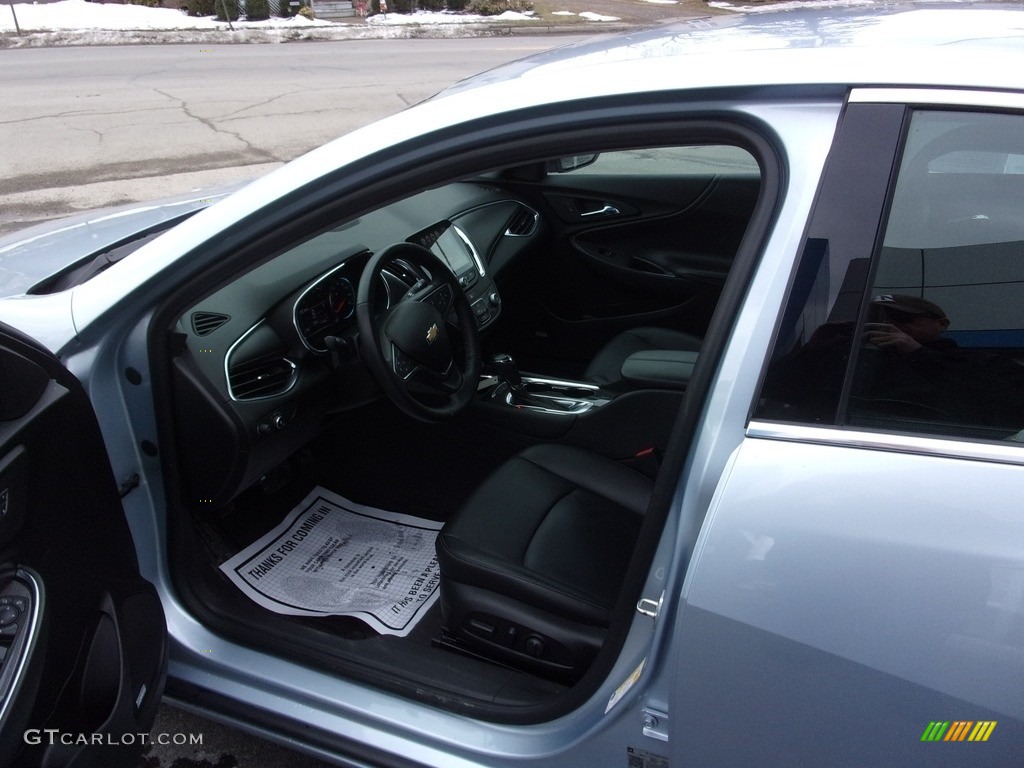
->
<box><xmin>356</xmin><ymin>242</ymin><xmax>481</xmax><ymax>422</ymax></box>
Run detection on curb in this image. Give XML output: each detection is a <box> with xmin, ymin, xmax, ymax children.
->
<box><xmin>0</xmin><ymin>18</ymin><xmax>636</xmax><ymax>47</ymax></box>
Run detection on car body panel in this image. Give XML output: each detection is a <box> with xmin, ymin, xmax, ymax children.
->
<box><xmin>676</xmin><ymin>435</ymin><xmax>1024</xmax><ymax>765</ymax></box>
<box><xmin>442</xmin><ymin>7</ymin><xmax>1024</xmax><ymax>96</ymax></box>
<box><xmin>0</xmin><ymin>184</ymin><xmax>242</xmax><ymax>300</ymax></box>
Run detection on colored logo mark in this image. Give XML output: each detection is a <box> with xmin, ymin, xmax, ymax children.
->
<box><xmin>921</xmin><ymin>721</ymin><xmax>996</xmax><ymax>742</ymax></box>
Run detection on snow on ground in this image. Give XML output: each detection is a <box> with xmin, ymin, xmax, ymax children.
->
<box><xmin>0</xmin><ymin>0</ymin><xmax>332</xmax><ymax>30</ymax></box>
<box><xmin>1</xmin><ymin>0</ymin><xmax>919</xmax><ymax>45</ymax></box>
<box><xmin>551</xmin><ymin>9</ymin><xmax>619</xmax><ymax>20</ymax></box>
<box><xmin>707</xmin><ymin>0</ymin><xmax>976</xmax><ymax>11</ymax></box>
<box><xmin>364</xmin><ymin>8</ymin><xmax>536</xmax><ymax>25</ymax></box>
<box><xmin>707</xmin><ymin>0</ymin><xmax>872</xmax><ymax>12</ymax></box>
<box><xmin>0</xmin><ymin>0</ymin><xmax>558</xmax><ymax>45</ymax></box>
<box><xmin>0</xmin><ymin>0</ymin><xmax>539</xmax><ymax>34</ymax></box>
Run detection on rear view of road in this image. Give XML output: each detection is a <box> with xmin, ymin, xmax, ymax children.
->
<box><xmin>0</xmin><ymin>38</ymin><xmax>586</xmax><ymax>234</ymax></box>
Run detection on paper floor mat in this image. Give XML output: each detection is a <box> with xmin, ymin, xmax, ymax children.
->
<box><xmin>220</xmin><ymin>487</ymin><xmax>443</xmax><ymax>637</ymax></box>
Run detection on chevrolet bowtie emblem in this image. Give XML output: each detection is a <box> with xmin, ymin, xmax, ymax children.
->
<box><xmin>425</xmin><ymin>323</ymin><xmax>439</xmax><ymax>345</ymax></box>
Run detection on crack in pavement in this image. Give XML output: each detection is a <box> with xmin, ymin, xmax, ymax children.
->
<box><xmin>0</xmin><ymin>103</ymin><xmax>186</xmax><ymax>127</ymax></box>
<box><xmin>218</xmin><ymin>91</ymin><xmax>294</xmax><ymax>121</ymax></box>
<box><xmin>152</xmin><ymin>86</ymin><xmax>281</xmax><ymax>165</ymax></box>
<box><xmin>68</xmin><ymin>125</ymin><xmax>105</xmax><ymax>143</ymax></box>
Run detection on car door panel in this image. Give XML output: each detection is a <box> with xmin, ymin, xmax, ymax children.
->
<box><xmin>674</xmin><ymin>436</ymin><xmax>1024</xmax><ymax>766</ymax></box>
<box><xmin>496</xmin><ymin>172</ymin><xmax>758</xmax><ymax>369</ymax></box>
<box><xmin>554</xmin><ymin>174</ymin><xmax>756</xmax><ymax>285</ymax></box>
<box><xmin>539</xmin><ymin>173</ymin><xmax>756</xmax><ymax>313</ymax></box>
<box><xmin>0</xmin><ymin>324</ymin><xmax>166</xmax><ymax>768</ymax></box>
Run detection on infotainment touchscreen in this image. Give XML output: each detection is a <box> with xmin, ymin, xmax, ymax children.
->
<box><xmin>431</xmin><ymin>225</ymin><xmax>482</xmax><ymax>281</ymax></box>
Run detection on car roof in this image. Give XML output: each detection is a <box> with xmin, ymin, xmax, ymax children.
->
<box><xmin>439</xmin><ymin>4</ymin><xmax>1024</xmax><ymax>98</ymax></box>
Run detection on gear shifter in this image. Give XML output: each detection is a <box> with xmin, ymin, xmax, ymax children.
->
<box><xmin>490</xmin><ymin>352</ymin><xmax>524</xmax><ymax>393</ymax></box>
<box><xmin>489</xmin><ymin>353</ymin><xmax>571</xmax><ymax>410</ymax></box>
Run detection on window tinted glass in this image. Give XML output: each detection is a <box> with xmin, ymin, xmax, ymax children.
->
<box><xmin>757</xmin><ymin>107</ymin><xmax>1024</xmax><ymax>442</ymax></box>
<box><xmin>754</xmin><ymin>104</ymin><xmax>905</xmax><ymax>426</ymax></box>
<box><xmin>849</xmin><ymin>111</ymin><xmax>1024</xmax><ymax>439</ymax></box>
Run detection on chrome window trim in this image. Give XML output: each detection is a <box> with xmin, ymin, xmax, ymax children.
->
<box><xmin>850</xmin><ymin>88</ymin><xmax>1024</xmax><ymax>110</ymax></box>
<box><xmin>747</xmin><ymin>419</ymin><xmax>1024</xmax><ymax>467</ymax></box>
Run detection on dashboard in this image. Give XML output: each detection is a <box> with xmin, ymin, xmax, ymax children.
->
<box><xmin>171</xmin><ymin>182</ymin><xmax>540</xmax><ymax>507</ymax></box>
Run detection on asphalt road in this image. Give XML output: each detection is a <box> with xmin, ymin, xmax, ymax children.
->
<box><xmin>1</xmin><ymin>36</ymin><xmax>586</xmax><ymax>767</ymax></box>
<box><xmin>0</xmin><ymin>37</ymin><xmax>588</xmax><ymax>234</ymax></box>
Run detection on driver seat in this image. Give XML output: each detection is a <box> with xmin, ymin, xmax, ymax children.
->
<box><xmin>435</xmin><ymin>443</ymin><xmax>651</xmax><ymax>680</ymax></box>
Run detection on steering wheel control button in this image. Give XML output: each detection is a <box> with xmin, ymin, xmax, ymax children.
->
<box><xmin>0</xmin><ymin>604</ymin><xmax>18</xmax><ymax>626</ymax></box>
<box><xmin>393</xmin><ymin>348</ymin><xmax>418</xmax><ymax>379</ymax></box>
<box><xmin>426</xmin><ymin>285</ymin><xmax>452</xmax><ymax>314</ymax></box>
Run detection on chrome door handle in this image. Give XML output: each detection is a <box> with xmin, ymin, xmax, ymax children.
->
<box><xmin>581</xmin><ymin>203</ymin><xmax>620</xmax><ymax>218</ymax></box>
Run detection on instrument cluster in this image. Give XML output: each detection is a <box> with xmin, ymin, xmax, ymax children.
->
<box><xmin>294</xmin><ymin>271</ymin><xmax>357</xmax><ymax>353</ymax></box>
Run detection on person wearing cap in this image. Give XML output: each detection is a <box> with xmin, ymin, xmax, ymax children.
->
<box><xmin>863</xmin><ymin>294</ymin><xmax>951</xmax><ymax>355</ymax></box>
<box><xmin>761</xmin><ymin>292</ymin><xmax>1024</xmax><ymax>432</ymax></box>
<box><xmin>855</xmin><ymin>294</ymin><xmax>1024</xmax><ymax>430</ymax></box>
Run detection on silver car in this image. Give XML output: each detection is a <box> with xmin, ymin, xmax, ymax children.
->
<box><xmin>1</xmin><ymin>5</ymin><xmax>1022</xmax><ymax>766</ymax></box>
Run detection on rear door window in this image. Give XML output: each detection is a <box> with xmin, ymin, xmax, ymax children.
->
<box><xmin>850</xmin><ymin>110</ymin><xmax>1024</xmax><ymax>440</ymax></box>
<box><xmin>757</xmin><ymin>107</ymin><xmax>1024</xmax><ymax>443</ymax></box>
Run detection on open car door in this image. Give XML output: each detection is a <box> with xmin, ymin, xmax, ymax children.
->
<box><xmin>0</xmin><ymin>322</ymin><xmax>166</xmax><ymax>767</ymax></box>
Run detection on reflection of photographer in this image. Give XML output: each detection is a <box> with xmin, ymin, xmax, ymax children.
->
<box><xmin>762</xmin><ymin>293</ymin><xmax>1024</xmax><ymax>432</ymax></box>
<box><xmin>854</xmin><ymin>294</ymin><xmax>1024</xmax><ymax>430</ymax></box>
<box><xmin>864</xmin><ymin>295</ymin><xmax>950</xmax><ymax>354</ymax></box>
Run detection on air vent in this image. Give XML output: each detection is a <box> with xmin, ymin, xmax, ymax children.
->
<box><xmin>228</xmin><ymin>356</ymin><xmax>296</xmax><ymax>400</ymax></box>
<box><xmin>191</xmin><ymin>312</ymin><xmax>230</xmax><ymax>336</ymax></box>
<box><xmin>505</xmin><ymin>206</ymin><xmax>539</xmax><ymax>237</ymax></box>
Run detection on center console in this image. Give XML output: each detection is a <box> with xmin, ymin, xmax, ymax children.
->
<box><xmin>471</xmin><ymin>352</ymin><xmax>686</xmax><ymax>466</ymax></box>
<box><xmin>484</xmin><ymin>374</ymin><xmax>609</xmax><ymax>415</ymax></box>
<box><xmin>411</xmin><ymin>220</ymin><xmax>502</xmax><ymax>331</ymax></box>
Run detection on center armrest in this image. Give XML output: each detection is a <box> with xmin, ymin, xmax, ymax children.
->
<box><xmin>620</xmin><ymin>349</ymin><xmax>698</xmax><ymax>390</ymax></box>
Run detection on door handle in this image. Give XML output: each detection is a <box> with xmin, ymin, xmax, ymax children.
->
<box><xmin>580</xmin><ymin>203</ymin><xmax>621</xmax><ymax>218</ymax></box>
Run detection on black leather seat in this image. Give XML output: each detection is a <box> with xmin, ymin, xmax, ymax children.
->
<box><xmin>435</xmin><ymin>444</ymin><xmax>652</xmax><ymax>680</ymax></box>
<box><xmin>584</xmin><ymin>326</ymin><xmax>702</xmax><ymax>390</ymax></box>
